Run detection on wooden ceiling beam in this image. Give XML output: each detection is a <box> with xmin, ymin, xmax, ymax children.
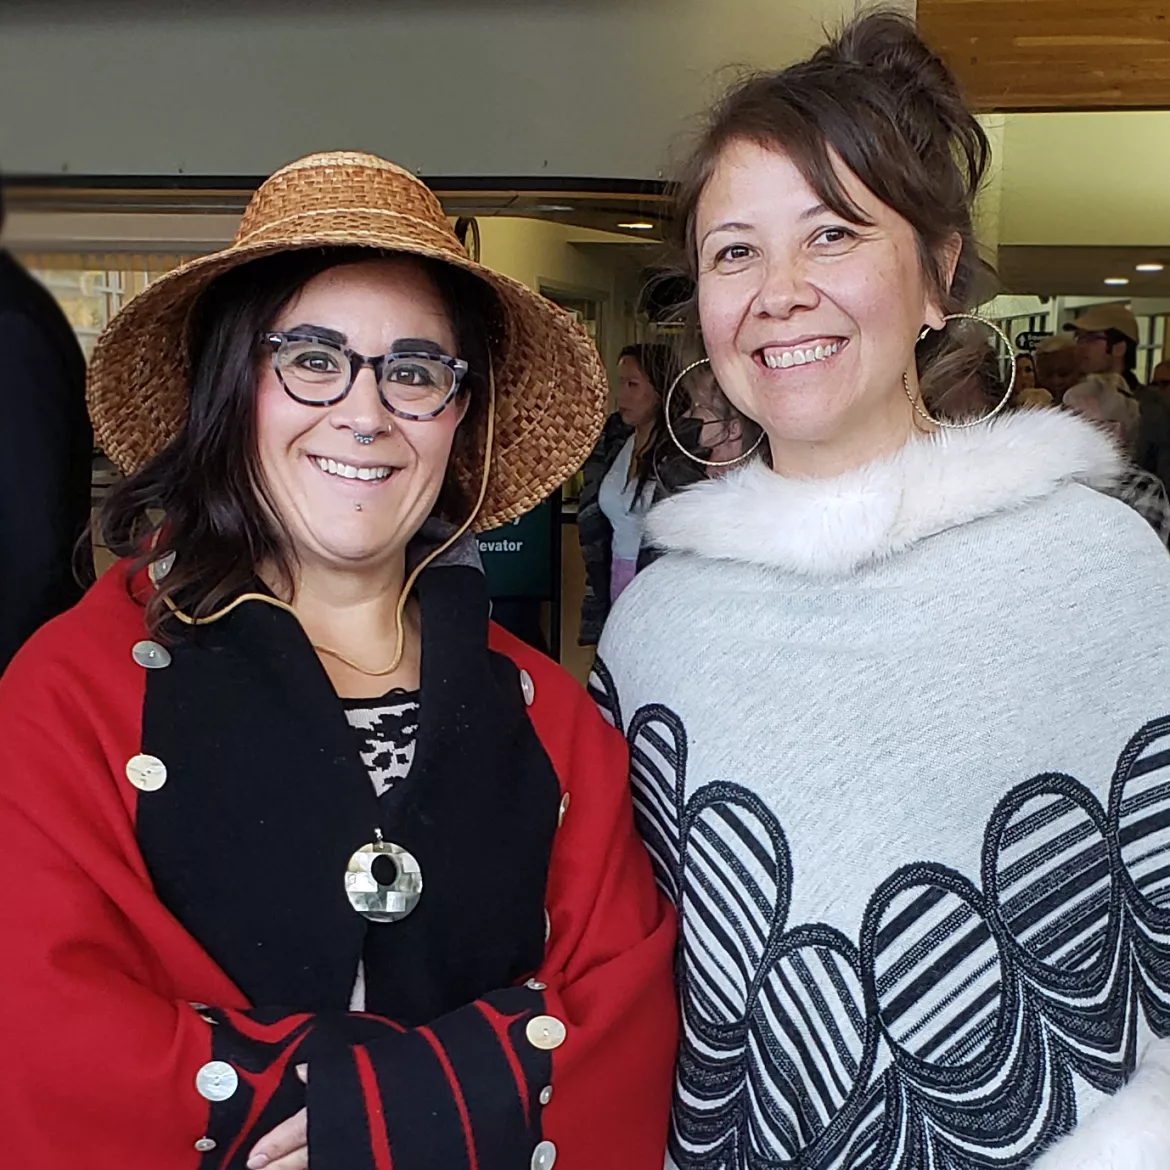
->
<box><xmin>917</xmin><ymin>0</ymin><xmax>1170</xmax><ymax>110</ymax></box>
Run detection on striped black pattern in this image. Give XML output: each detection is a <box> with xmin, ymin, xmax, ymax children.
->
<box><xmin>871</xmin><ymin>879</ymin><xmax>1002</xmax><ymax>1067</ymax></box>
<box><xmin>591</xmin><ymin>660</ymin><xmax>1170</xmax><ymax>1170</ymax></box>
<box><xmin>1119</xmin><ymin>740</ymin><xmax>1170</xmax><ymax>910</ymax></box>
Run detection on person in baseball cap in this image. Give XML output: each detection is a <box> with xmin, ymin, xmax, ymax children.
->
<box><xmin>1066</xmin><ymin>304</ymin><xmax>1170</xmax><ymax>485</ymax></box>
<box><xmin>1064</xmin><ymin>303</ymin><xmax>1141</xmax><ymax>392</ymax></box>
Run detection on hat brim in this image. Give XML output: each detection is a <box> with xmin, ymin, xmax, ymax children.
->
<box><xmin>87</xmin><ymin>220</ymin><xmax>608</xmax><ymax>531</ymax></box>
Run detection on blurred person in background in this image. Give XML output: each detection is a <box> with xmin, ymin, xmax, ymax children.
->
<box><xmin>1151</xmin><ymin>358</ymin><xmax>1170</xmax><ymax>398</ymax></box>
<box><xmin>1067</xmin><ymin>303</ymin><xmax>1170</xmax><ymax>487</ymax></box>
<box><xmin>1034</xmin><ymin>332</ymin><xmax>1079</xmax><ymax>403</ymax></box>
<box><xmin>929</xmin><ymin>340</ymin><xmax>1004</xmax><ymax>419</ymax></box>
<box><xmin>678</xmin><ymin>362</ymin><xmax>751</xmax><ymax>468</ymax></box>
<box><xmin>1067</xmin><ymin>303</ymin><xmax>1143</xmax><ymax>393</ymax></box>
<box><xmin>1064</xmin><ymin>372</ymin><xmax>1170</xmax><ymax>547</ymax></box>
<box><xmin>577</xmin><ymin>343</ymin><xmax>672</xmax><ymax>644</ymax></box>
<box><xmin>0</xmin><ymin>168</ymin><xmax>93</xmax><ymax>673</ymax></box>
<box><xmin>1012</xmin><ymin>352</ymin><xmax>1054</xmax><ymax>408</ymax></box>
<box><xmin>595</xmin><ymin>12</ymin><xmax>1170</xmax><ymax>1169</ymax></box>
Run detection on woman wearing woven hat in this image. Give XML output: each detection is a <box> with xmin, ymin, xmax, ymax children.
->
<box><xmin>594</xmin><ymin>14</ymin><xmax>1170</xmax><ymax>1170</ymax></box>
<box><xmin>0</xmin><ymin>152</ymin><xmax>676</xmax><ymax>1170</ymax></box>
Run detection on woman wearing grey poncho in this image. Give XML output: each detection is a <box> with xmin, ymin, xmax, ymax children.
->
<box><xmin>595</xmin><ymin>14</ymin><xmax>1170</xmax><ymax>1170</ymax></box>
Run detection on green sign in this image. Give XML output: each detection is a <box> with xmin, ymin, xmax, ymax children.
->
<box><xmin>476</xmin><ymin>499</ymin><xmax>555</xmax><ymax>599</ymax></box>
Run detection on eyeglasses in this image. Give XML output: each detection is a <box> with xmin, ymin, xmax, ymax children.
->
<box><xmin>260</xmin><ymin>332</ymin><xmax>468</xmax><ymax>420</ymax></box>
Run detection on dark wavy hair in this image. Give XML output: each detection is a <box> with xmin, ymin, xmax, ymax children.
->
<box><xmin>660</xmin><ymin>8</ymin><xmax>996</xmax><ymax>476</ymax></box>
<box><xmin>99</xmin><ymin>246</ymin><xmax>503</xmax><ymax>636</ymax></box>
<box><xmin>618</xmin><ymin>342</ymin><xmax>677</xmax><ymax>489</ymax></box>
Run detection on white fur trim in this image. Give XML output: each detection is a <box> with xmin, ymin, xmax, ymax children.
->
<box><xmin>1030</xmin><ymin>1035</ymin><xmax>1170</xmax><ymax>1170</ymax></box>
<box><xmin>646</xmin><ymin>409</ymin><xmax>1122</xmax><ymax>576</ymax></box>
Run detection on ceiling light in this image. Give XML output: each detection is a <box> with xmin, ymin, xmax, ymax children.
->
<box><xmin>1136</xmin><ymin>262</ymin><xmax>1165</xmax><ymax>273</ymax></box>
<box><xmin>528</xmin><ymin>204</ymin><xmax>574</xmax><ymax>213</ymax></box>
<box><xmin>618</xmin><ymin>221</ymin><xmax>656</xmax><ymax>231</ymax></box>
<box><xmin>1104</xmin><ymin>277</ymin><xmax>1130</xmax><ymax>286</ymax></box>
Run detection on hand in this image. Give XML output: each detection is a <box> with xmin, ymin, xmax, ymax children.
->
<box><xmin>247</xmin><ymin>1065</ymin><xmax>308</xmax><ymax>1170</ymax></box>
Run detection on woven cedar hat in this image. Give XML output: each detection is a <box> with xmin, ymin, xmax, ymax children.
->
<box><xmin>87</xmin><ymin>151</ymin><xmax>608</xmax><ymax>530</ymax></box>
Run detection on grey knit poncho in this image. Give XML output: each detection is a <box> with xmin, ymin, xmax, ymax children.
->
<box><xmin>595</xmin><ymin>409</ymin><xmax>1170</xmax><ymax>1170</ymax></box>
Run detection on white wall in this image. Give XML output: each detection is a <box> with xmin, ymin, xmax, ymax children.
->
<box><xmin>0</xmin><ymin>0</ymin><xmax>897</xmax><ymax>182</ymax></box>
<box><xmin>476</xmin><ymin>219</ymin><xmax>651</xmax><ymax>375</ymax></box>
<box><xmin>997</xmin><ymin>112</ymin><xmax>1170</xmax><ymax>247</ymax></box>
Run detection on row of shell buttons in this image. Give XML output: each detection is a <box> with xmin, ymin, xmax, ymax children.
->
<box><xmin>196</xmin><ymin>1060</ymin><xmax>238</xmax><ymax>1102</ymax></box>
<box><xmin>193</xmin><ymin>1061</ymin><xmax>235</xmax><ymax>1151</ymax></box>
<box><xmin>526</xmin><ymin>973</ymin><xmax>552</xmax><ymax>1155</ymax></box>
<box><xmin>128</xmin><ymin>639</ymin><xmax>174</xmax><ymax>793</ymax></box>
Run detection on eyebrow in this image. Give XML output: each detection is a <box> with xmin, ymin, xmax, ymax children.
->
<box><xmin>391</xmin><ymin>338</ymin><xmax>444</xmax><ymax>356</ymax></box>
<box><xmin>283</xmin><ymin>327</ymin><xmax>447</xmax><ymax>355</ymax></box>
<box><xmin>285</xmin><ymin>323</ymin><xmax>347</xmax><ymax>345</ymax></box>
<box><xmin>699</xmin><ymin>202</ymin><xmax>836</xmax><ymax>248</ymax></box>
<box><xmin>699</xmin><ymin>221</ymin><xmax>752</xmax><ymax>247</ymax></box>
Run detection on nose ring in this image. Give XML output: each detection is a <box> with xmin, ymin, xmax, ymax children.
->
<box><xmin>354</xmin><ymin>432</ymin><xmax>375</xmax><ymax>445</ymax></box>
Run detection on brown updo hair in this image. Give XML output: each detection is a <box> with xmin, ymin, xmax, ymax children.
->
<box><xmin>667</xmin><ymin>9</ymin><xmax>996</xmax><ymax>428</ymax></box>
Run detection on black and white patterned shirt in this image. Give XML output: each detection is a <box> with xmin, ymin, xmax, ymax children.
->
<box><xmin>341</xmin><ymin>689</ymin><xmax>420</xmax><ymax>797</ymax></box>
<box><xmin>1110</xmin><ymin>465</ymin><xmax>1170</xmax><ymax>548</ymax></box>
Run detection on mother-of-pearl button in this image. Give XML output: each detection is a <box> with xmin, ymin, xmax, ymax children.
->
<box><xmin>526</xmin><ymin>1015</ymin><xmax>567</xmax><ymax>1051</ymax></box>
<box><xmin>195</xmin><ymin>1060</ymin><xmax>238</xmax><ymax>1101</ymax></box>
<box><xmin>557</xmin><ymin>793</ymin><xmax>570</xmax><ymax>826</ymax></box>
<box><xmin>149</xmin><ymin>550</ymin><xmax>176</xmax><ymax>583</ymax></box>
<box><xmin>520</xmin><ymin>669</ymin><xmax>535</xmax><ymax>706</ymax></box>
<box><xmin>194</xmin><ymin>1137</ymin><xmax>217</xmax><ymax>1152</ymax></box>
<box><xmin>531</xmin><ymin>1139</ymin><xmax>557</xmax><ymax>1170</ymax></box>
<box><xmin>132</xmin><ymin>640</ymin><xmax>172</xmax><ymax>669</ymax></box>
<box><xmin>525</xmin><ymin>978</ymin><xmax>547</xmax><ymax>991</ymax></box>
<box><xmin>539</xmin><ymin>1085</ymin><xmax>553</xmax><ymax>1105</ymax></box>
<box><xmin>126</xmin><ymin>753</ymin><xmax>167</xmax><ymax>792</ymax></box>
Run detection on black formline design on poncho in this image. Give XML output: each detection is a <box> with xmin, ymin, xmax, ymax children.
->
<box><xmin>590</xmin><ymin>657</ymin><xmax>1170</xmax><ymax>1170</ymax></box>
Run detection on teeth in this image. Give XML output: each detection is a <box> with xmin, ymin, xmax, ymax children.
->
<box><xmin>763</xmin><ymin>341</ymin><xmax>841</xmax><ymax>369</ymax></box>
<box><xmin>315</xmin><ymin>457</ymin><xmax>392</xmax><ymax>481</ymax></box>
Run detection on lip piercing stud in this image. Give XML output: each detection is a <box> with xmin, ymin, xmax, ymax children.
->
<box><xmin>354</xmin><ymin>432</ymin><xmax>375</xmax><ymax>445</ymax></box>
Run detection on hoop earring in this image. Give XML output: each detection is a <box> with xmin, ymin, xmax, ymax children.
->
<box><xmin>904</xmin><ymin>312</ymin><xmax>1016</xmax><ymax>430</ymax></box>
<box><xmin>663</xmin><ymin>358</ymin><xmax>766</xmax><ymax>468</ymax></box>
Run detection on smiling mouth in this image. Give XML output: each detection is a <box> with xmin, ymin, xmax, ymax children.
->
<box><xmin>757</xmin><ymin>339</ymin><xmax>846</xmax><ymax>369</ymax></box>
<box><xmin>313</xmin><ymin>456</ymin><xmax>394</xmax><ymax>482</ymax></box>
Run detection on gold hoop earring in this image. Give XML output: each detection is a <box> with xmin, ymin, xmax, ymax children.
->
<box><xmin>904</xmin><ymin>312</ymin><xmax>1016</xmax><ymax>430</ymax></box>
<box><xmin>663</xmin><ymin>358</ymin><xmax>766</xmax><ymax>468</ymax></box>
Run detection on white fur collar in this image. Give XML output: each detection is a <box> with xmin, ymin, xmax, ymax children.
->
<box><xmin>646</xmin><ymin>409</ymin><xmax>1122</xmax><ymax>576</ymax></box>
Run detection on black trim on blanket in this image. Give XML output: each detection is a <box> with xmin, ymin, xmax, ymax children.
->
<box><xmin>136</xmin><ymin>563</ymin><xmax>561</xmax><ymax>1025</ymax></box>
<box><xmin>306</xmin><ymin>986</ymin><xmax>551</xmax><ymax>1170</ymax></box>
